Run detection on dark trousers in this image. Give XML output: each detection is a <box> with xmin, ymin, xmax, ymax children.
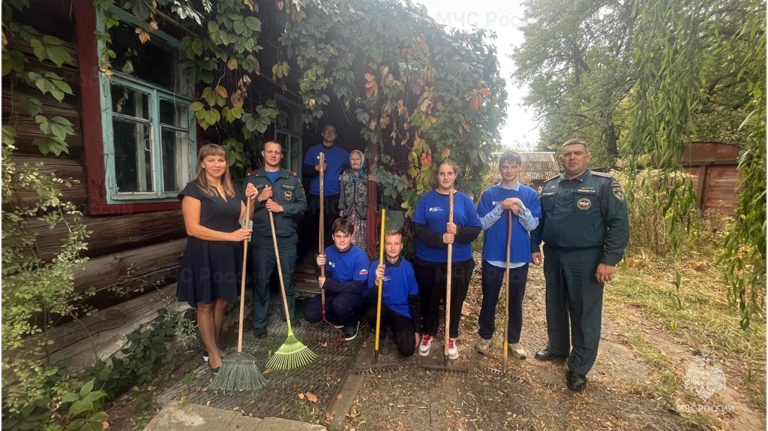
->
<box><xmin>251</xmin><ymin>234</ymin><xmax>297</xmax><ymax>329</ymax></box>
<box><xmin>301</xmin><ymin>194</ymin><xmax>340</xmax><ymax>258</ymax></box>
<box><xmin>543</xmin><ymin>246</ymin><xmax>604</xmax><ymax>376</ymax></box>
<box><xmin>365</xmin><ymin>306</ymin><xmax>417</xmax><ymax>357</ymax></box>
<box><xmin>478</xmin><ymin>261</ymin><xmax>529</xmax><ymax>343</ymax></box>
<box><xmin>413</xmin><ymin>260</ymin><xmax>475</xmax><ymax>338</ymax></box>
<box><xmin>303</xmin><ymin>291</ymin><xmax>365</xmax><ymax>328</ymax></box>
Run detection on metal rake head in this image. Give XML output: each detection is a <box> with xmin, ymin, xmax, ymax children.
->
<box><xmin>485</xmin><ymin>367</ymin><xmax>526</xmax><ymax>383</ymax></box>
<box><xmin>304</xmin><ymin>320</ymin><xmax>346</xmax><ymax>345</ymax></box>
<box><xmin>354</xmin><ymin>363</ymin><xmax>404</xmax><ymax>375</ymax></box>
<box><xmin>421</xmin><ymin>363</ymin><xmax>470</xmax><ymax>374</ymax></box>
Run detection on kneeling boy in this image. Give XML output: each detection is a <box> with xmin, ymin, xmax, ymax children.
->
<box><xmin>304</xmin><ymin>218</ymin><xmax>369</xmax><ymax>341</ymax></box>
<box><xmin>366</xmin><ymin>230</ymin><xmax>420</xmax><ymax>356</ymax></box>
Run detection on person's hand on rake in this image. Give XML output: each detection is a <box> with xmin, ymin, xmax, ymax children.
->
<box><xmin>375</xmin><ymin>264</ymin><xmax>385</xmax><ymax>282</ymax></box>
<box><xmin>245</xmin><ymin>183</ymin><xmax>258</xmax><ymax>201</ymax></box>
<box><xmin>265</xmin><ymin>199</ymin><xmax>284</xmax><ymax>213</ymax></box>
<box><xmin>501</xmin><ymin>197</ymin><xmax>523</xmax><ymax>215</ymax></box>
<box><xmin>318</xmin><ymin>276</ymin><xmax>326</xmax><ymax>288</ymax></box>
<box><xmin>257</xmin><ymin>185</ymin><xmax>273</xmax><ymax>203</ymax></box>
<box><xmin>229</xmin><ymin>228</ymin><xmax>252</xmax><ymax>242</ymax></box>
<box><xmin>316</xmin><ymin>253</ymin><xmax>326</xmax><ymax>267</ymax></box>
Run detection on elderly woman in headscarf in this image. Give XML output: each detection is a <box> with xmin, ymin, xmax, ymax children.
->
<box><xmin>339</xmin><ymin>149</ymin><xmax>369</xmax><ymax>252</ymax></box>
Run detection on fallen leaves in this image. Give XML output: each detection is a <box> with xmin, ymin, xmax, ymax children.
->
<box><xmin>298</xmin><ymin>392</ymin><xmax>318</xmax><ymax>402</ymax></box>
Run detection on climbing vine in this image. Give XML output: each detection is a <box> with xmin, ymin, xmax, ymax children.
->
<box><xmin>2</xmin><ymin>1</ymin><xmax>95</xmax><ymax>428</ymax></box>
<box><xmin>279</xmin><ymin>0</ymin><xmax>507</xmax><ymax>212</ymax></box>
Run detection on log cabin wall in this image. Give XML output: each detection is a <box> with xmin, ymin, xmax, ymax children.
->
<box><xmin>3</xmin><ymin>1</ymin><xmax>187</xmax><ymax>311</ymax></box>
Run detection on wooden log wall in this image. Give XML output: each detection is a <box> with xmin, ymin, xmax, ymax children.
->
<box><xmin>3</xmin><ymin>2</ymin><xmax>188</xmax><ymax>328</ymax></box>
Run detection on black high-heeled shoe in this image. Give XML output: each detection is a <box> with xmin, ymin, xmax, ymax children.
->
<box><xmin>210</xmin><ymin>364</ymin><xmax>220</xmax><ymax>375</ymax></box>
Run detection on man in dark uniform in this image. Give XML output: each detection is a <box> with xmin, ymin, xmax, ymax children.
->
<box><xmin>244</xmin><ymin>141</ymin><xmax>307</xmax><ymax>338</ymax></box>
<box><xmin>531</xmin><ymin>138</ymin><xmax>629</xmax><ymax>392</ymax></box>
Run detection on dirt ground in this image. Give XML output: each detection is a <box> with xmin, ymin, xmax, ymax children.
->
<box><xmin>102</xmin><ymin>256</ymin><xmax>765</xmax><ymax>431</ymax></box>
<box><xmin>340</xmin><ymin>264</ymin><xmax>767</xmax><ymax>431</ymax></box>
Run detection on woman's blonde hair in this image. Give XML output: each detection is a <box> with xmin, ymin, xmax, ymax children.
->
<box><xmin>192</xmin><ymin>144</ymin><xmax>235</xmax><ymax>198</ymax></box>
<box><xmin>436</xmin><ymin>158</ymin><xmax>459</xmax><ymax>175</ymax></box>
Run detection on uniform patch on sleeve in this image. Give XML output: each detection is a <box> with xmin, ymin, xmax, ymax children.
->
<box><xmin>359</xmin><ymin>269</ymin><xmax>369</xmax><ymax>276</ymax></box>
<box><xmin>613</xmin><ymin>188</ymin><xmax>625</xmax><ymax>201</ymax></box>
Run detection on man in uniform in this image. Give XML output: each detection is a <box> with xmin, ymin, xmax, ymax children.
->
<box><xmin>244</xmin><ymin>141</ymin><xmax>307</xmax><ymax>338</ymax></box>
<box><xmin>531</xmin><ymin>138</ymin><xmax>629</xmax><ymax>392</ymax></box>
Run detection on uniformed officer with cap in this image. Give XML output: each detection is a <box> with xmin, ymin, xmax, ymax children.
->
<box><xmin>244</xmin><ymin>141</ymin><xmax>307</xmax><ymax>338</ymax></box>
<box><xmin>531</xmin><ymin>138</ymin><xmax>629</xmax><ymax>392</ymax></box>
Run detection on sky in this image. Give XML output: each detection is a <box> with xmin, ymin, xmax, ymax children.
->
<box><xmin>415</xmin><ymin>0</ymin><xmax>540</xmax><ymax>150</ymax></box>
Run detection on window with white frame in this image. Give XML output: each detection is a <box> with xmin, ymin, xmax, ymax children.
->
<box><xmin>99</xmin><ymin>8</ymin><xmax>195</xmax><ymax>202</ymax></box>
<box><xmin>274</xmin><ymin>94</ymin><xmax>303</xmax><ymax>174</ymax></box>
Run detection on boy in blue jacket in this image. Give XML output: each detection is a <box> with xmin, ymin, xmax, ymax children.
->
<box><xmin>475</xmin><ymin>151</ymin><xmax>542</xmax><ymax>359</ymax></box>
<box><xmin>304</xmin><ymin>218</ymin><xmax>369</xmax><ymax>341</ymax></box>
<box><xmin>366</xmin><ymin>230</ymin><xmax>421</xmax><ymax>356</ymax></box>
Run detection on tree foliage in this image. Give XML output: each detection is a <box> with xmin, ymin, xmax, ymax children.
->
<box><xmin>279</xmin><ymin>0</ymin><xmax>507</xmax><ymax>212</ymax></box>
<box><xmin>513</xmin><ymin>0</ymin><xmax>637</xmax><ymax>166</ymax></box>
<box><xmin>515</xmin><ymin>0</ymin><xmax>766</xmax><ymax>326</ymax></box>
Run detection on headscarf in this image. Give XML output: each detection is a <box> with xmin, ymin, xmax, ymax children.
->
<box><xmin>346</xmin><ymin>150</ymin><xmax>366</xmax><ymax>184</ymax></box>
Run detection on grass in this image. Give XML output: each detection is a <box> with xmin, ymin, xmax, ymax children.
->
<box><xmin>605</xmin><ymin>252</ymin><xmax>766</xmax><ymax>427</ymax></box>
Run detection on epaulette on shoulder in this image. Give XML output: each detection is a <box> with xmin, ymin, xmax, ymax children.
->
<box><xmin>591</xmin><ymin>171</ymin><xmax>616</xmax><ymax>179</ymax></box>
<box><xmin>544</xmin><ymin>174</ymin><xmax>561</xmax><ymax>183</ymax></box>
<box><xmin>287</xmin><ymin>170</ymin><xmax>298</xmax><ymax>177</ymax></box>
<box><xmin>246</xmin><ymin>170</ymin><xmax>258</xmax><ymax>177</ymax></box>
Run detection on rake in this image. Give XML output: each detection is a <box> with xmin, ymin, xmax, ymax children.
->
<box><xmin>421</xmin><ymin>189</ymin><xmax>469</xmax><ymax>374</ymax></box>
<box><xmin>307</xmin><ymin>152</ymin><xmax>346</xmax><ymax>345</ymax></box>
<box><xmin>266</xmin><ymin>211</ymin><xmax>318</xmax><ymax>371</ymax></box>
<box><xmin>212</xmin><ymin>198</ymin><xmax>268</xmax><ymax>391</ymax></box>
<box><xmin>355</xmin><ymin>210</ymin><xmax>403</xmax><ymax>375</ymax></box>
<box><xmin>503</xmin><ymin>211</ymin><xmax>512</xmax><ymax>373</ymax></box>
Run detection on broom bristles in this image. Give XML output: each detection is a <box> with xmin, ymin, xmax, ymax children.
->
<box><xmin>266</xmin><ymin>334</ymin><xmax>318</xmax><ymax>371</ymax></box>
<box><xmin>211</xmin><ymin>352</ymin><xmax>268</xmax><ymax>391</ymax></box>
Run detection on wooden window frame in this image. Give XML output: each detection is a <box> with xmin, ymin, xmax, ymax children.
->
<box><xmin>76</xmin><ymin>3</ymin><xmax>198</xmax><ymax>214</ymax></box>
<box><xmin>274</xmin><ymin>94</ymin><xmax>303</xmax><ymax>175</ymax></box>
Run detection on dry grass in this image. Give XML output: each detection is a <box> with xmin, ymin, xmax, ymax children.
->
<box><xmin>606</xmin><ymin>252</ymin><xmax>766</xmax><ymax>427</ymax></box>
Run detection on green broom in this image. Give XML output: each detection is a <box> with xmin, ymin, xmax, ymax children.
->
<box><xmin>266</xmin><ymin>211</ymin><xmax>318</xmax><ymax>371</ymax></box>
<box><xmin>212</xmin><ymin>198</ymin><xmax>268</xmax><ymax>391</ymax></box>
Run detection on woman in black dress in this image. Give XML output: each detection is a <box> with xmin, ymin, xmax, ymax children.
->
<box><xmin>177</xmin><ymin>144</ymin><xmax>257</xmax><ymax>372</ymax></box>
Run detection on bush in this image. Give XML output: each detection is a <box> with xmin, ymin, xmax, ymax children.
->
<box><xmin>615</xmin><ymin>167</ymin><xmax>732</xmax><ymax>257</ymax></box>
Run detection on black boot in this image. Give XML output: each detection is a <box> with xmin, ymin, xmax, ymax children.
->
<box><xmin>534</xmin><ymin>348</ymin><xmax>566</xmax><ymax>362</ymax></box>
<box><xmin>566</xmin><ymin>370</ymin><xmax>587</xmax><ymax>391</ymax></box>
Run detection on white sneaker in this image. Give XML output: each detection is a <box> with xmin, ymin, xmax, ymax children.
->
<box><xmin>475</xmin><ymin>338</ymin><xmax>491</xmax><ymax>355</ymax></box>
<box><xmin>448</xmin><ymin>338</ymin><xmax>459</xmax><ymax>360</ymax></box>
<box><xmin>510</xmin><ymin>343</ymin><xmax>527</xmax><ymax>359</ymax></box>
<box><xmin>419</xmin><ymin>334</ymin><xmax>433</xmax><ymax>356</ymax></box>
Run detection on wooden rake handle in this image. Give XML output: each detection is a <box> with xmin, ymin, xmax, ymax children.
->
<box><xmin>270</xmin><ymin>211</ymin><xmax>294</xmax><ymax>333</ymax></box>
<box><xmin>444</xmin><ymin>190</ymin><xmax>454</xmax><ymax>359</ymax></box>
<box><xmin>319</xmin><ymin>152</ymin><xmax>326</xmax><ymax>305</ymax></box>
<box><xmin>237</xmin><ymin>198</ymin><xmax>253</xmax><ymax>353</ymax></box>
<box><xmin>503</xmin><ymin>210</ymin><xmax>512</xmax><ymax>365</ymax></box>
<box><xmin>374</xmin><ymin>210</ymin><xmax>386</xmax><ymax>357</ymax></box>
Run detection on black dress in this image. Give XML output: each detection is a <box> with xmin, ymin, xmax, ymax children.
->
<box><xmin>176</xmin><ymin>182</ymin><xmax>244</xmax><ymax>306</ymax></box>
